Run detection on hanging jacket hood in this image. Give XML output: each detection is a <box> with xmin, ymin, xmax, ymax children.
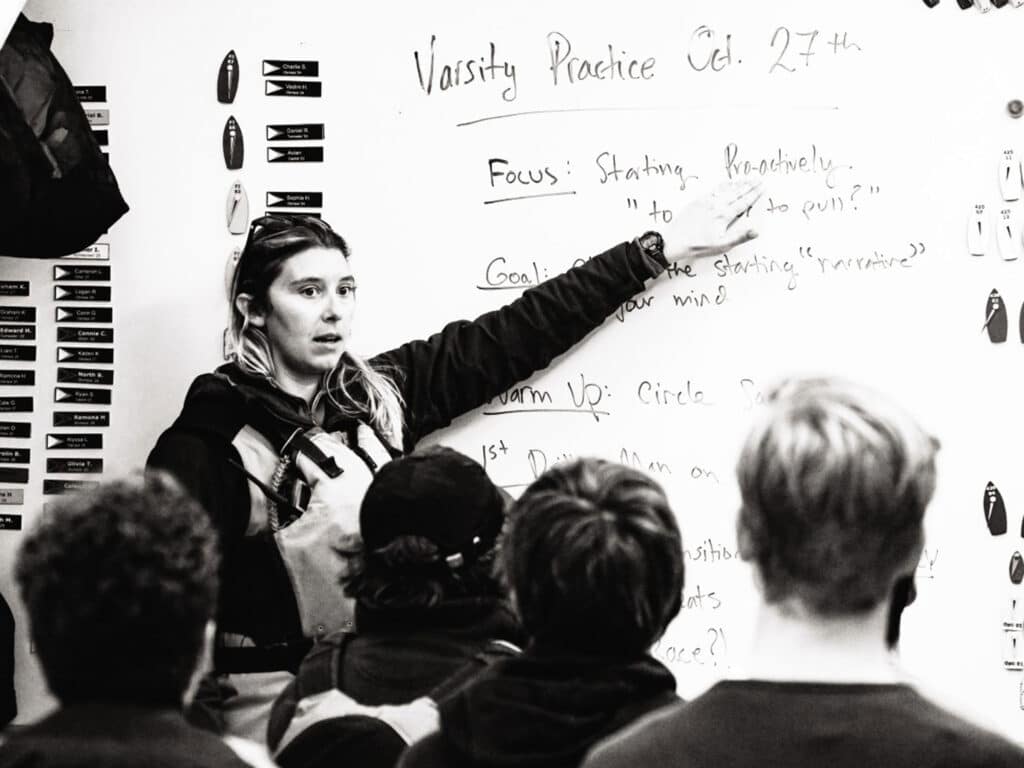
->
<box><xmin>434</xmin><ymin>650</ymin><xmax>678</xmax><ymax>768</ymax></box>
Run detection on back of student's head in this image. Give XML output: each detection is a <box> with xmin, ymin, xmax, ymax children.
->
<box><xmin>344</xmin><ymin>446</ymin><xmax>507</xmax><ymax>610</ymax></box>
<box><xmin>15</xmin><ymin>472</ymin><xmax>219</xmax><ymax>706</ymax></box>
<box><xmin>503</xmin><ymin>458</ymin><xmax>683</xmax><ymax>655</ymax></box>
<box><xmin>736</xmin><ymin>377</ymin><xmax>939</xmax><ymax>617</ymax></box>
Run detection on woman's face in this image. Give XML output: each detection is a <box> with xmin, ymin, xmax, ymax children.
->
<box><xmin>250</xmin><ymin>246</ymin><xmax>356</xmax><ymax>390</ymax></box>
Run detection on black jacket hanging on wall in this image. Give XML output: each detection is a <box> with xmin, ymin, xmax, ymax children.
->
<box><xmin>0</xmin><ymin>13</ymin><xmax>128</xmax><ymax>258</ymax></box>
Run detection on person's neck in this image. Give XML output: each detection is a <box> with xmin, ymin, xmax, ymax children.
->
<box><xmin>274</xmin><ymin>370</ymin><xmax>320</xmax><ymax>405</ymax></box>
<box><xmin>743</xmin><ymin>598</ymin><xmax>902</xmax><ymax>684</ymax></box>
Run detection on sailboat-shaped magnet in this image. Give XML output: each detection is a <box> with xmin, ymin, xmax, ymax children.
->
<box><xmin>985</xmin><ymin>481</ymin><xmax>1008</xmax><ymax>535</ymax></box>
<box><xmin>984</xmin><ymin>290</ymin><xmax>1008</xmax><ymax>343</ymax></box>
<box><xmin>217</xmin><ymin>50</ymin><xmax>239</xmax><ymax>104</ymax></box>
<box><xmin>226</xmin><ymin>181</ymin><xmax>249</xmax><ymax>235</ymax></box>
<box><xmin>223</xmin><ymin>116</ymin><xmax>244</xmax><ymax>170</ymax></box>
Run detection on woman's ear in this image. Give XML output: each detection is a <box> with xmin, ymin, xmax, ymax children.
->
<box><xmin>235</xmin><ymin>292</ymin><xmax>265</xmax><ymax>327</ymax></box>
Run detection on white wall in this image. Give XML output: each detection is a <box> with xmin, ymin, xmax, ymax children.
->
<box><xmin>1</xmin><ymin>0</ymin><xmax>1022</xmax><ymax>740</ymax></box>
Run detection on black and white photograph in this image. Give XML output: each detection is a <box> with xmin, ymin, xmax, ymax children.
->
<box><xmin>0</xmin><ymin>1</ymin><xmax>1023</xmax><ymax>766</ymax></box>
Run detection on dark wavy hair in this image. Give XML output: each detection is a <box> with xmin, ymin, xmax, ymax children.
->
<box><xmin>736</xmin><ymin>377</ymin><xmax>939</xmax><ymax>616</ymax></box>
<box><xmin>339</xmin><ymin>534</ymin><xmax>503</xmax><ymax>611</ymax></box>
<box><xmin>15</xmin><ymin>472</ymin><xmax>220</xmax><ymax>705</ymax></box>
<box><xmin>503</xmin><ymin>458</ymin><xmax>684</xmax><ymax>655</ymax></box>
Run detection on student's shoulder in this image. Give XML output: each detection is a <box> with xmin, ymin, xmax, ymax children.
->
<box><xmin>397</xmin><ymin>730</ymin><xmax>452</xmax><ymax>768</ymax></box>
<box><xmin>931</xmin><ymin>724</ymin><xmax>1024</xmax><ymax>768</ymax></box>
<box><xmin>901</xmin><ymin>690</ymin><xmax>1024</xmax><ymax>766</ymax></box>
<box><xmin>582</xmin><ymin>699</ymin><xmax>688</xmax><ymax>768</ymax></box>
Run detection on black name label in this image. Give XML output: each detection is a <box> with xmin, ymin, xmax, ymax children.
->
<box><xmin>263</xmin><ymin>59</ymin><xmax>319</xmax><ymax>77</ymax></box>
<box><xmin>53</xmin><ymin>411</ymin><xmax>110</xmax><ymax>428</ymax></box>
<box><xmin>0</xmin><ymin>325</ymin><xmax>35</xmax><ymax>341</ymax></box>
<box><xmin>0</xmin><ymin>370</ymin><xmax>33</xmax><ymax>386</ymax></box>
<box><xmin>43</xmin><ymin>478</ymin><xmax>100</xmax><ymax>495</ymax></box>
<box><xmin>46</xmin><ymin>433</ymin><xmax>103</xmax><ymax>450</ymax></box>
<box><xmin>54</xmin><ymin>285</ymin><xmax>111</xmax><ymax>302</ymax></box>
<box><xmin>0</xmin><ymin>345</ymin><xmax>35</xmax><ymax>361</ymax></box>
<box><xmin>0</xmin><ymin>513</ymin><xmax>22</xmax><ymax>527</ymax></box>
<box><xmin>0</xmin><ymin>371</ymin><xmax>34</xmax><ymax>391</ymax></box>
<box><xmin>265</xmin><ymin>211</ymin><xmax>321</xmax><ymax>218</ymax></box>
<box><xmin>57</xmin><ymin>327</ymin><xmax>114</xmax><ymax>344</ymax></box>
<box><xmin>0</xmin><ymin>449</ymin><xmax>28</xmax><ymax>464</ymax></box>
<box><xmin>53</xmin><ymin>265</ymin><xmax>111</xmax><ymax>282</ymax></box>
<box><xmin>267</xmin><ymin>147</ymin><xmax>323</xmax><ymax>163</ymax></box>
<box><xmin>0</xmin><ymin>307</ymin><xmax>35</xmax><ymax>322</ymax></box>
<box><xmin>56</xmin><ymin>306</ymin><xmax>113</xmax><ymax>323</ymax></box>
<box><xmin>74</xmin><ymin>85</ymin><xmax>107</xmax><ymax>102</ymax></box>
<box><xmin>0</xmin><ymin>282</ymin><xmax>29</xmax><ymax>297</ymax></box>
<box><xmin>0</xmin><ymin>397</ymin><xmax>32</xmax><ymax>413</ymax></box>
<box><xmin>54</xmin><ymin>387</ymin><xmax>111</xmax><ymax>405</ymax></box>
<box><xmin>0</xmin><ymin>462</ymin><xmax>27</xmax><ymax>481</ymax></box>
<box><xmin>56</xmin><ymin>367</ymin><xmax>113</xmax><ymax>386</ymax></box>
<box><xmin>266</xmin><ymin>191</ymin><xmax>323</xmax><ymax>208</ymax></box>
<box><xmin>265</xmin><ymin>79</ymin><xmax>321</xmax><ymax>97</ymax></box>
<box><xmin>92</xmin><ymin>129</ymin><xmax>109</xmax><ymax>146</ymax></box>
<box><xmin>57</xmin><ymin>347</ymin><xmax>113</xmax><ymax>364</ymax></box>
<box><xmin>47</xmin><ymin>457</ymin><xmax>103</xmax><ymax>474</ymax></box>
<box><xmin>0</xmin><ymin>468</ymin><xmax>28</xmax><ymax>484</ymax></box>
<box><xmin>0</xmin><ymin>422</ymin><xmax>30</xmax><ymax>438</ymax></box>
<box><xmin>266</xmin><ymin>123</ymin><xmax>325</xmax><ymax>141</ymax></box>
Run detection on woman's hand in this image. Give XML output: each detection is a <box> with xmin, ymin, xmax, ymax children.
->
<box><xmin>662</xmin><ymin>179</ymin><xmax>764</xmax><ymax>264</ymax></box>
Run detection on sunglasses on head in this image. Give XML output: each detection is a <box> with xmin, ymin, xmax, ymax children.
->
<box><xmin>242</xmin><ymin>213</ymin><xmax>333</xmax><ymax>251</ymax></box>
<box><xmin>228</xmin><ymin>214</ymin><xmax>338</xmax><ymax>299</ymax></box>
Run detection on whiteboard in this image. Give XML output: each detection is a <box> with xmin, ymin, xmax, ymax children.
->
<box><xmin>2</xmin><ymin>0</ymin><xmax>1023</xmax><ymax>742</ymax></box>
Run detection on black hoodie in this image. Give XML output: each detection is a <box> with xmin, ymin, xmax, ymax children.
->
<box><xmin>399</xmin><ymin>649</ymin><xmax>679</xmax><ymax>768</ymax></box>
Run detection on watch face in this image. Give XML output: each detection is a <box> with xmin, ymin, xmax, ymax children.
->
<box><xmin>641</xmin><ymin>232</ymin><xmax>664</xmax><ymax>253</ymax></box>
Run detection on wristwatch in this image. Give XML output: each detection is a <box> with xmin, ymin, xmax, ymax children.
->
<box><xmin>637</xmin><ymin>230</ymin><xmax>665</xmax><ymax>262</ymax></box>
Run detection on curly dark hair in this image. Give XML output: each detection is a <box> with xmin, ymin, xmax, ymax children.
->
<box><xmin>503</xmin><ymin>458</ymin><xmax>684</xmax><ymax>655</ymax></box>
<box><xmin>339</xmin><ymin>533</ymin><xmax>503</xmax><ymax>611</ymax></box>
<box><xmin>15</xmin><ymin>472</ymin><xmax>219</xmax><ymax>705</ymax></box>
<box><xmin>736</xmin><ymin>377</ymin><xmax>939</xmax><ymax>616</ymax></box>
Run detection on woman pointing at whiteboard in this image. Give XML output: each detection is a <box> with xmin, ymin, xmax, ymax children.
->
<box><xmin>147</xmin><ymin>179</ymin><xmax>762</xmax><ymax>736</ymax></box>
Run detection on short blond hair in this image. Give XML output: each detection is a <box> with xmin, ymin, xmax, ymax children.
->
<box><xmin>736</xmin><ymin>377</ymin><xmax>939</xmax><ymax>616</ymax></box>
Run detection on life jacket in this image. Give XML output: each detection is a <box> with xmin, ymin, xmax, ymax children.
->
<box><xmin>178</xmin><ymin>369</ymin><xmax>401</xmax><ymax>644</ymax></box>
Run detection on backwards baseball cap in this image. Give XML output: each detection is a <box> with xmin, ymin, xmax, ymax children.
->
<box><xmin>360</xmin><ymin>446</ymin><xmax>507</xmax><ymax>569</ymax></box>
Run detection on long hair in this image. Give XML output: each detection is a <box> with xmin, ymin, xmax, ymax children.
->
<box><xmin>228</xmin><ymin>215</ymin><xmax>405</xmax><ymax>446</ymax></box>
